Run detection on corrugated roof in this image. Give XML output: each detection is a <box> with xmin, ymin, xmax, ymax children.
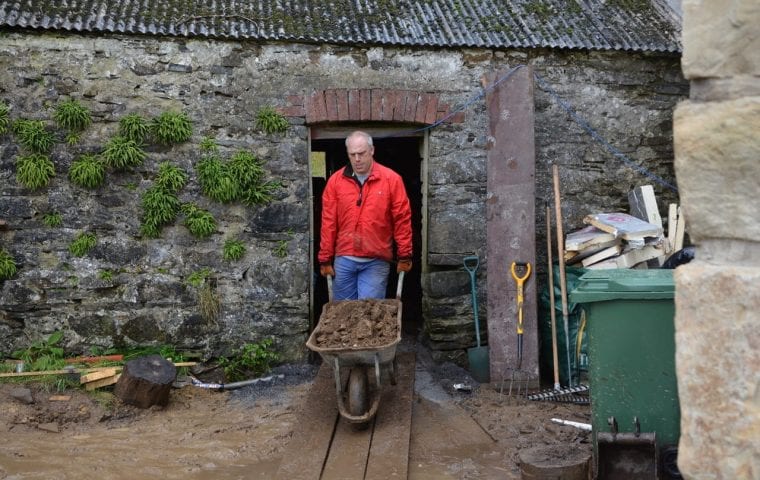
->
<box><xmin>0</xmin><ymin>0</ymin><xmax>681</xmax><ymax>53</ymax></box>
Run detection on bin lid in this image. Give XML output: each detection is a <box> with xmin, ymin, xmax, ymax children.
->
<box><xmin>569</xmin><ymin>269</ymin><xmax>674</xmax><ymax>303</ymax></box>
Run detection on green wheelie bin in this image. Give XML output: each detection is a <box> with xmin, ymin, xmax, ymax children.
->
<box><xmin>570</xmin><ymin>269</ymin><xmax>681</xmax><ymax>479</ymax></box>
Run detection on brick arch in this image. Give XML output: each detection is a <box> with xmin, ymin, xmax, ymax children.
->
<box><xmin>278</xmin><ymin>89</ymin><xmax>464</xmax><ymax>125</ymax></box>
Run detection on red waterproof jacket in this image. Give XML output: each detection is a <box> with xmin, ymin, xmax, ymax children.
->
<box><xmin>319</xmin><ymin>161</ymin><xmax>412</xmax><ymax>264</ymax></box>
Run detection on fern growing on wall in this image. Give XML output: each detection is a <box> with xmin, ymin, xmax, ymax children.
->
<box><xmin>43</xmin><ymin>211</ymin><xmax>63</xmax><ymax>227</ymax></box>
<box><xmin>68</xmin><ymin>154</ymin><xmax>105</xmax><ymax>189</ymax></box>
<box><xmin>0</xmin><ymin>249</ymin><xmax>17</xmax><ymax>280</ymax></box>
<box><xmin>140</xmin><ymin>185</ymin><xmax>181</xmax><ymax>238</ymax></box>
<box><xmin>54</xmin><ymin>98</ymin><xmax>92</xmax><ymax>133</ymax></box>
<box><xmin>196</xmin><ymin>155</ymin><xmax>240</xmax><ymax>203</ymax></box>
<box><xmin>102</xmin><ymin>136</ymin><xmax>146</xmax><ymax>170</ymax></box>
<box><xmin>154</xmin><ymin>162</ymin><xmax>187</xmax><ymax>193</ymax></box>
<box><xmin>182</xmin><ymin>203</ymin><xmax>216</xmax><ymax>239</ymax></box>
<box><xmin>255</xmin><ymin>106</ymin><xmax>289</xmax><ymax>134</ymax></box>
<box><xmin>151</xmin><ymin>111</ymin><xmax>192</xmax><ymax>145</ymax></box>
<box><xmin>16</xmin><ymin>153</ymin><xmax>55</xmax><ymax>190</ymax></box>
<box><xmin>119</xmin><ymin>113</ymin><xmax>150</xmax><ymax>144</ymax></box>
<box><xmin>196</xmin><ymin>148</ymin><xmax>281</xmax><ymax>206</ymax></box>
<box><xmin>13</xmin><ymin>119</ymin><xmax>55</xmax><ymax>154</ymax></box>
<box><xmin>223</xmin><ymin>238</ymin><xmax>246</xmax><ymax>261</ymax></box>
<box><xmin>68</xmin><ymin>232</ymin><xmax>97</xmax><ymax>257</ymax></box>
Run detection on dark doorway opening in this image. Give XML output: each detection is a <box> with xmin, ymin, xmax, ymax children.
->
<box><xmin>312</xmin><ymin>134</ymin><xmax>423</xmax><ymax>335</ymax></box>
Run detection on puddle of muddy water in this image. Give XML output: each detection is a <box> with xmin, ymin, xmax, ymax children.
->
<box><xmin>0</xmin><ymin>424</ymin><xmax>286</xmax><ymax>480</ymax></box>
<box><xmin>0</xmin><ymin>400</ymin><xmax>291</xmax><ymax>480</ymax></box>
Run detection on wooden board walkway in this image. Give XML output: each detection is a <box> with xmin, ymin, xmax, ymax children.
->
<box><xmin>276</xmin><ymin>351</ymin><xmax>416</xmax><ymax>480</ymax></box>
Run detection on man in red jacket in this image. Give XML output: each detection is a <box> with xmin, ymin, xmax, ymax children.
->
<box><xmin>318</xmin><ymin>131</ymin><xmax>413</xmax><ymax>300</ymax></box>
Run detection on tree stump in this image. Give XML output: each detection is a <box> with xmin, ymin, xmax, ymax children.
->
<box><xmin>114</xmin><ymin>355</ymin><xmax>176</xmax><ymax>408</ymax></box>
<box><xmin>519</xmin><ymin>444</ymin><xmax>592</xmax><ymax>480</ymax></box>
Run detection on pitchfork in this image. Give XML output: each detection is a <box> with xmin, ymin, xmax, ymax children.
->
<box><xmin>501</xmin><ymin>261</ymin><xmax>532</xmax><ymax>397</ymax></box>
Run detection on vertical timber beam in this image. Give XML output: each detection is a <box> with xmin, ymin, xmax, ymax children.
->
<box><xmin>485</xmin><ymin>66</ymin><xmax>538</xmax><ymax>384</ymax></box>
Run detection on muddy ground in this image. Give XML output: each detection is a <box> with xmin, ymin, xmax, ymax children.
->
<box><xmin>0</xmin><ymin>341</ymin><xmax>591</xmax><ymax>479</ymax></box>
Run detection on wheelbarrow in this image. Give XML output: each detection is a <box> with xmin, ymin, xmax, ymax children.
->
<box><xmin>306</xmin><ymin>271</ymin><xmax>405</xmax><ymax>426</ymax></box>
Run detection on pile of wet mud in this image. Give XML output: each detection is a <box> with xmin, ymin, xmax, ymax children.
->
<box><xmin>312</xmin><ymin>299</ymin><xmax>400</xmax><ymax>349</ymax></box>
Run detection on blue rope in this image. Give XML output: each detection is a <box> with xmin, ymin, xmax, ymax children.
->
<box><xmin>533</xmin><ymin>73</ymin><xmax>678</xmax><ymax>193</ymax></box>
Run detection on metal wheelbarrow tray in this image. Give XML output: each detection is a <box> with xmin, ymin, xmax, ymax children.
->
<box><xmin>306</xmin><ymin>273</ymin><xmax>405</xmax><ymax>425</ymax></box>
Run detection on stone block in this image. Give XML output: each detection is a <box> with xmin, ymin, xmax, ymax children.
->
<box><xmin>673</xmin><ymin>97</ymin><xmax>760</xmax><ymax>243</ymax></box>
<box><xmin>428</xmin><ymin>198</ymin><xmax>486</xmax><ymax>255</ymax></box>
<box><xmin>674</xmin><ymin>263</ymin><xmax>760</xmax><ymax>479</ymax></box>
<box><xmin>425</xmin><ymin>270</ymin><xmax>472</xmax><ymax>298</ymax></box>
<box><xmin>682</xmin><ymin>0</ymin><xmax>760</xmax><ymax>79</ymax></box>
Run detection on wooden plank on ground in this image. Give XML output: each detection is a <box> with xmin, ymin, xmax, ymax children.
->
<box><xmin>0</xmin><ymin>366</ymin><xmax>117</xmax><ymax>378</ymax></box>
<box><xmin>80</xmin><ymin>368</ymin><xmax>118</xmax><ymax>384</ymax></box>
<box><xmin>275</xmin><ymin>362</ymin><xmax>339</xmax><ymax>480</ymax></box>
<box><xmin>85</xmin><ymin>373</ymin><xmax>121</xmax><ymax>391</ymax></box>
<box><xmin>321</xmin><ymin>388</ymin><xmax>374</xmax><ymax>480</ymax></box>
<box><xmin>365</xmin><ymin>351</ymin><xmax>416</xmax><ymax>480</ymax></box>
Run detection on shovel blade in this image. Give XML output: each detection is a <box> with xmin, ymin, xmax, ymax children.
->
<box><xmin>467</xmin><ymin>346</ymin><xmax>490</xmax><ymax>383</ymax></box>
<box><xmin>597</xmin><ymin>432</ymin><xmax>658</xmax><ymax>480</ymax></box>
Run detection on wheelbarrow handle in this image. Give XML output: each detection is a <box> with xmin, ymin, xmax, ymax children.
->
<box><xmin>396</xmin><ymin>271</ymin><xmax>405</xmax><ymax>300</ymax></box>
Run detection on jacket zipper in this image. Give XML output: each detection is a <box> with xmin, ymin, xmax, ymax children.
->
<box><xmin>354</xmin><ymin>177</ymin><xmax>364</xmax><ymax>206</ymax></box>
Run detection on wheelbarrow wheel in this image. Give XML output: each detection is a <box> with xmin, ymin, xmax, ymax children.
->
<box><xmin>348</xmin><ymin>367</ymin><xmax>369</xmax><ymax>417</ymax></box>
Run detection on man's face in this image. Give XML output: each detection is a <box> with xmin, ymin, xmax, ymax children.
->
<box><xmin>346</xmin><ymin>136</ymin><xmax>374</xmax><ymax>175</ymax></box>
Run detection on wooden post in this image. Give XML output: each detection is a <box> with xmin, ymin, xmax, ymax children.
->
<box><xmin>485</xmin><ymin>65</ymin><xmax>537</xmax><ymax>384</ymax></box>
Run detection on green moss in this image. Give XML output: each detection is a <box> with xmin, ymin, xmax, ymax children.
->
<box><xmin>525</xmin><ymin>1</ymin><xmax>553</xmax><ymax>20</ymax></box>
<box><xmin>605</xmin><ymin>0</ymin><xmax>653</xmax><ymax>11</ymax></box>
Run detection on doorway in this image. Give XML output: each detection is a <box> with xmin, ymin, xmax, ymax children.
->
<box><xmin>311</xmin><ymin>129</ymin><xmax>424</xmax><ymax>335</ymax></box>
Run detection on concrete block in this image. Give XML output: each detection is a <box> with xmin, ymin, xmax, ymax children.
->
<box><xmin>673</xmin><ymin>97</ymin><xmax>760</xmax><ymax>243</ymax></box>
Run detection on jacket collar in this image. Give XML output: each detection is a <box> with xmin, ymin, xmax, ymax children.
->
<box><xmin>343</xmin><ymin>162</ymin><xmax>375</xmax><ymax>180</ymax></box>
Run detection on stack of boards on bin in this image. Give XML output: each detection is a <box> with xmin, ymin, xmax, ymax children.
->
<box><xmin>564</xmin><ymin>185</ymin><xmax>686</xmax><ymax>270</ymax></box>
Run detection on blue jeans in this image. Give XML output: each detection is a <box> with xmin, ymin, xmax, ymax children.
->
<box><xmin>333</xmin><ymin>256</ymin><xmax>390</xmax><ymax>301</ymax></box>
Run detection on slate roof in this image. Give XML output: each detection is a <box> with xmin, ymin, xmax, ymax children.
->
<box><xmin>0</xmin><ymin>0</ymin><xmax>681</xmax><ymax>53</ymax></box>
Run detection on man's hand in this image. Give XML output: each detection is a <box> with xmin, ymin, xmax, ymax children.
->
<box><xmin>320</xmin><ymin>263</ymin><xmax>335</xmax><ymax>277</ymax></box>
<box><xmin>397</xmin><ymin>258</ymin><xmax>412</xmax><ymax>273</ymax></box>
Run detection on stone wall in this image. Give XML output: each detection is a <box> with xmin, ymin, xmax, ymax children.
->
<box><xmin>0</xmin><ymin>31</ymin><xmax>686</xmax><ymax>363</ymax></box>
<box><xmin>673</xmin><ymin>1</ymin><xmax>760</xmax><ymax>477</ymax></box>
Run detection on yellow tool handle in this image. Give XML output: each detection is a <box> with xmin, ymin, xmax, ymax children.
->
<box><xmin>517</xmin><ymin>300</ymin><xmax>524</xmax><ymax>334</ymax></box>
<box><xmin>510</xmin><ymin>262</ymin><xmax>531</xmax><ymax>335</ymax></box>
<box><xmin>510</xmin><ymin>262</ymin><xmax>531</xmax><ymax>284</ymax></box>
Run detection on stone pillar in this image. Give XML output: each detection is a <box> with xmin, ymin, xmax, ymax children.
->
<box><xmin>673</xmin><ymin>1</ymin><xmax>760</xmax><ymax>478</ymax></box>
